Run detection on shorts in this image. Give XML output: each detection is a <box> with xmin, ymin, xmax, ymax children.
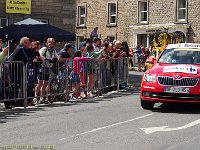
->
<box><xmin>80</xmin><ymin>63</ymin><xmax>88</xmax><ymax>73</ymax></box>
<box><xmin>69</xmin><ymin>72</ymin><xmax>80</xmax><ymax>84</ymax></box>
<box><xmin>80</xmin><ymin>67</ymin><xmax>87</xmax><ymax>73</ymax></box>
<box><xmin>38</xmin><ymin>72</ymin><xmax>50</xmax><ymax>81</ymax></box>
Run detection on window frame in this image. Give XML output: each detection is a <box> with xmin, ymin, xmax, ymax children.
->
<box><xmin>107</xmin><ymin>36</ymin><xmax>115</xmax><ymax>42</ymax></box>
<box><xmin>77</xmin><ymin>3</ymin><xmax>87</xmax><ymax>27</ymax></box>
<box><xmin>35</xmin><ymin>18</ymin><xmax>49</xmax><ymax>24</ymax></box>
<box><xmin>76</xmin><ymin>36</ymin><xmax>85</xmax><ymax>50</ymax></box>
<box><xmin>0</xmin><ymin>18</ymin><xmax>8</xmax><ymax>28</ymax></box>
<box><xmin>107</xmin><ymin>2</ymin><xmax>118</xmax><ymax>26</ymax></box>
<box><xmin>138</xmin><ymin>0</ymin><xmax>148</xmax><ymax>24</ymax></box>
<box><xmin>176</xmin><ymin>0</ymin><xmax>188</xmax><ymax>23</ymax></box>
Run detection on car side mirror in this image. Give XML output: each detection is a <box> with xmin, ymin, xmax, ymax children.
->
<box><xmin>146</xmin><ymin>57</ymin><xmax>155</xmax><ymax>64</ymax></box>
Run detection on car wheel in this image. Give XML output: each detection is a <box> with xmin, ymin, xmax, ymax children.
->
<box><xmin>141</xmin><ymin>99</ymin><xmax>154</xmax><ymax>110</ymax></box>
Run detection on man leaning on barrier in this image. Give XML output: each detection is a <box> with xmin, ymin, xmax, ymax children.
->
<box><xmin>6</xmin><ymin>37</ymin><xmax>37</xmax><ymax>108</ymax></box>
<box><xmin>58</xmin><ymin>43</ymin><xmax>73</xmax><ymax>62</ymax></box>
<box><xmin>34</xmin><ymin>38</ymin><xmax>58</xmax><ymax>104</ymax></box>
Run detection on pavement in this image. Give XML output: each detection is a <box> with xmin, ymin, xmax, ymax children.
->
<box><xmin>1</xmin><ymin>71</ymin><xmax>200</xmax><ymax>150</ymax></box>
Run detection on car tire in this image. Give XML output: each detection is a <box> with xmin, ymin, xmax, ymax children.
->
<box><xmin>141</xmin><ymin>99</ymin><xmax>154</xmax><ymax>110</ymax></box>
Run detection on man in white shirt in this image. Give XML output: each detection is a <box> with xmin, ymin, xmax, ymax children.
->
<box><xmin>34</xmin><ymin>38</ymin><xmax>58</xmax><ymax>104</ymax></box>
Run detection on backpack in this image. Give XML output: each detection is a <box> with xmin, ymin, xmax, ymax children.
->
<box><xmin>42</xmin><ymin>47</ymin><xmax>56</xmax><ymax>58</ymax></box>
<box><xmin>7</xmin><ymin>53</ymin><xmax>14</xmax><ymax>61</ymax></box>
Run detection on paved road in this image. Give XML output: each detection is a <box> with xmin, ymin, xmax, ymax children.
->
<box><xmin>1</xmin><ymin>71</ymin><xmax>200</xmax><ymax>150</ymax></box>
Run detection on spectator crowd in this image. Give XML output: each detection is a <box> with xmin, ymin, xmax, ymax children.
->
<box><xmin>0</xmin><ymin>27</ymin><xmax>151</xmax><ymax>109</ymax></box>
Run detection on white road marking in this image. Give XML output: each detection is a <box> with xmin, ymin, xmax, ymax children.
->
<box><xmin>141</xmin><ymin>119</ymin><xmax>200</xmax><ymax>134</ymax></box>
<box><xmin>75</xmin><ymin>113</ymin><xmax>154</xmax><ymax>136</ymax></box>
<box><xmin>59</xmin><ymin>138</ymin><xmax>66</xmax><ymax>141</ymax></box>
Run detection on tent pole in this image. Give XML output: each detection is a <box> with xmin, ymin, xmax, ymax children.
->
<box><xmin>8</xmin><ymin>40</ymin><xmax>10</xmax><ymax>57</ymax></box>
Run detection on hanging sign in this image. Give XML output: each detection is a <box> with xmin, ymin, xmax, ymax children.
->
<box><xmin>6</xmin><ymin>0</ymin><xmax>31</xmax><ymax>14</ymax></box>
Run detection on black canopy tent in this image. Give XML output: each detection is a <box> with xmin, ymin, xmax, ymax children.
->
<box><xmin>0</xmin><ymin>18</ymin><xmax>76</xmax><ymax>55</ymax></box>
<box><xmin>0</xmin><ymin>24</ymin><xmax>76</xmax><ymax>42</ymax></box>
<box><xmin>0</xmin><ymin>18</ymin><xmax>76</xmax><ymax>42</ymax></box>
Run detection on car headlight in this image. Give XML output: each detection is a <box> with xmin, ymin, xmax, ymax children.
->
<box><xmin>143</xmin><ymin>73</ymin><xmax>157</xmax><ymax>82</ymax></box>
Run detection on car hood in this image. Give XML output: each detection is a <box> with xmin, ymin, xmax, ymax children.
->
<box><xmin>147</xmin><ymin>63</ymin><xmax>200</xmax><ymax>77</ymax></box>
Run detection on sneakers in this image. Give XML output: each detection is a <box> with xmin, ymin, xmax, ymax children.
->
<box><xmin>38</xmin><ymin>97</ymin><xmax>44</xmax><ymax>104</ymax></box>
<box><xmin>87</xmin><ymin>92</ymin><xmax>94</xmax><ymax>99</ymax></box>
<box><xmin>32</xmin><ymin>97</ymin><xmax>38</xmax><ymax>104</ymax></box>
<box><xmin>80</xmin><ymin>83</ymin><xmax>86</xmax><ymax>87</ymax></box>
<box><xmin>80</xmin><ymin>92</ymin><xmax>86</xmax><ymax>99</ymax></box>
<box><xmin>44</xmin><ymin>98</ymin><xmax>50</xmax><ymax>104</ymax></box>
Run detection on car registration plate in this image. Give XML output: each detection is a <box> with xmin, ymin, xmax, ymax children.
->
<box><xmin>164</xmin><ymin>87</ymin><xmax>189</xmax><ymax>94</ymax></box>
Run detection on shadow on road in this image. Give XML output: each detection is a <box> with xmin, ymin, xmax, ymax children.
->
<box><xmin>153</xmin><ymin>103</ymin><xmax>200</xmax><ymax>114</ymax></box>
<box><xmin>37</xmin><ymin>102</ymin><xmax>77</xmax><ymax>108</ymax></box>
<box><xmin>127</xmin><ymin>72</ymin><xmax>142</xmax><ymax>93</ymax></box>
<box><xmin>0</xmin><ymin>107</ymin><xmax>44</xmax><ymax>123</ymax></box>
<box><xmin>0</xmin><ymin>72</ymin><xmax>143</xmax><ymax>123</ymax></box>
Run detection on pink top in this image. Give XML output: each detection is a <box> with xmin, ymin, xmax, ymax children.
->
<box><xmin>72</xmin><ymin>57</ymin><xmax>89</xmax><ymax>74</ymax></box>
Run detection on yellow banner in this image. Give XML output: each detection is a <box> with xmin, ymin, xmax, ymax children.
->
<box><xmin>6</xmin><ymin>0</ymin><xmax>31</xmax><ymax>14</ymax></box>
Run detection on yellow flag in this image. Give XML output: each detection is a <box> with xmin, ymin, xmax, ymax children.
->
<box><xmin>6</xmin><ymin>0</ymin><xmax>31</xmax><ymax>14</ymax></box>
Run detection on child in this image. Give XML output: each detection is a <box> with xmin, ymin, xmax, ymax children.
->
<box><xmin>69</xmin><ymin>50</ymin><xmax>93</xmax><ymax>99</ymax></box>
<box><xmin>86</xmin><ymin>44</ymin><xmax>103</xmax><ymax>98</ymax></box>
<box><xmin>79</xmin><ymin>42</ymin><xmax>87</xmax><ymax>87</ymax></box>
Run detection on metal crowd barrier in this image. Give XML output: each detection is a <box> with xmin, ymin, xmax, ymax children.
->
<box><xmin>0</xmin><ymin>58</ymin><xmax>129</xmax><ymax>108</ymax></box>
<box><xmin>0</xmin><ymin>61</ymin><xmax>27</xmax><ymax>107</ymax></box>
<box><xmin>129</xmin><ymin>54</ymin><xmax>139</xmax><ymax>71</ymax></box>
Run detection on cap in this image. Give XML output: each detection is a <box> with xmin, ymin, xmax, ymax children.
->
<box><xmin>64</xmin><ymin>43</ymin><xmax>73</xmax><ymax>50</ymax></box>
<box><xmin>93</xmin><ymin>37</ymin><xmax>101</xmax><ymax>42</ymax></box>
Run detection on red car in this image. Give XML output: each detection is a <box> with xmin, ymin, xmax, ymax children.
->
<box><xmin>140</xmin><ymin>43</ymin><xmax>200</xmax><ymax>109</ymax></box>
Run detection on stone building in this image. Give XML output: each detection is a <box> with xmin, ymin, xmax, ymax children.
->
<box><xmin>0</xmin><ymin>0</ymin><xmax>76</xmax><ymax>41</ymax></box>
<box><xmin>76</xmin><ymin>0</ymin><xmax>200</xmax><ymax>48</ymax></box>
<box><xmin>76</xmin><ymin>0</ymin><xmax>131</xmax><ymax>46</ymax></box>
<box><xmin>1</xmin><ymin>0</ymin><xmax>200</xmax><ymax>49</ymax></box>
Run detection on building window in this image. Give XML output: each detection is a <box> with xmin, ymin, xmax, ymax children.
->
<box><xmin>137</xmin><ymin>34</ymin><xmax>148</xmax><ymax>48</ymax></box>
<box><xmin>77</xmin><ymin>36</ymin><xmax>85</xmax><ymax>49</ymax></box>
<box><xmin>0</xmin><ymin>18</ymin><xmax>8</xmax><ymax>28</ymax></box>
<box><xmin>108</xmin><ymin>2</ymin><xmax>117</xmax><ymax>25</ymax></box>
<box><xmin>176</xmin><ymin>0</ymin><xmax>187</xmax><ymax>22</ymax></box>
<box><xmin>77</xmin><ymin>4</ymin><xmax>86</xmax><ymax>27</ymax></box>
<box><xmin>138</xmin><ymin>1</ymin><xmax>148</xmax><ymax>24</ymax></box>
<box><xmin>107</xmin><ymin>36</ymin><xmax>115</xmax><ymax>42</ymax></box>
<box><xmin>35</xmin><ymin>19</ymin><xmax>49</xmax><ymax>24</ymax></box>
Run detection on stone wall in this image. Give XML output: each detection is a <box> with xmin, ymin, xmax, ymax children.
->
<box><xmin>1</xmin><ymin>0</ymin><xmax>200</xmax><ymax>47</ymax></box>
<box><xmin>0</xmin><ymin>0</ymin><xmax>76</xmax><ymax>49</ymax></box>
<box><xmin>76</xmin><ymin>0</ymin><xmax>132</xmax><ymax>43</ymax></box>
<box><xmin>76</xmin><ymin>0</ymin><xmax>200</xmax><ymax>46</ymax></box>
<box><xmin>0</xmin><ymin>0</ymin><xmax>76</xmax><ymax>33</ymax></box>
<box><xmin>148</xmin><ymin>0</ymin><xmax>200</xmax><ymax>43</ymax></box>
<box><xmin>149</xmin><ymin>0</ymin><xmax>175</xmax><ymax>24</ymax></box>
<box><xmin>187</xmin><ymin>0</ymin><xmax>200</xmax><ymax>42</ymax></box>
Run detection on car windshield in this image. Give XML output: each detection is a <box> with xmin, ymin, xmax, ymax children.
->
<box><xmin>158</xmin><ymin>48</ymin><xmax>200</xmax><ymax>64</ymax></box>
